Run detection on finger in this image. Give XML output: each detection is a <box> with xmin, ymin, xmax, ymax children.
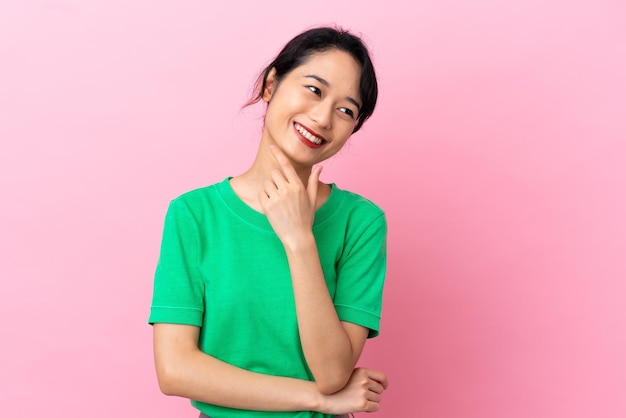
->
<box><xmin>366</xmin><ymin>391</ymin><xmax>382</xmax><ymax>403</ymax></box>
<box><xmin>365</xmin><ymin>369</ymin><xmax>389</xmax><ymax>389</ymax></box>
<box><xmin>257</xmin><ymin>190</ymin><xmax>269</xmax><ymax>212</ymax></box>
<box><xmin>263</xmin><ymin>179</ymin><xmax>279</xmax><ymax>199</ymax></box>
<box><xmin>368</xmin><ymin>380</ymin><xmax>385</xmax><ymax>394</ymax></box>
<box><xmin>307</xmin><ymin>165</ymin><xmax>322</xmax><ymax>206</ymax></box>
<box><xmin>270</xmin><ymin>168</ymin><xmax>288</xmax><ymax>190</ymax></box>
<box><xmin>269</xmin><ymin>145</ymin><xmax>301</xmax><ymax>184</ymax></box>
<box><xmin>363</xmin><ymin>400</ymin><xmax>381</xmax><ymax>413</ymax></box>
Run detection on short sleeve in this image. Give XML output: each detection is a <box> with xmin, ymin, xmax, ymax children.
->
<box><xmin>333</xmin><ymin>213</ymin><xmax>387</xmax><ymax>338</ymax></box>
<box><xmin>148</xmin><ymin>198</ymin><xmax>205</xmax><ymax>326</ymax></box>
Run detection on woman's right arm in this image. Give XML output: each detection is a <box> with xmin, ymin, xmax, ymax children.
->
<box><xmin>153</xmin><ymin>323</ymin><xmax>387</xmax><ymax>414</ymax></box>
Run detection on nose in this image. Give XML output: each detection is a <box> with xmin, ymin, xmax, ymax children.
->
<box><xmin>309</xmin><ymin>100</ymin><xmax>333</xmax><ymax>130</ymax></box>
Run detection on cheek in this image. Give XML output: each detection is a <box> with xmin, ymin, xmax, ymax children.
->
<box><xmin>332</xmin><ymin>133</ymin><xmax>352</xmax><ymax>152</ymax></box>
<box><xmin>263</xmin><ymin>101</ymin><xmax>286</xmax><ymax>128</ymax></box>
<box><xmin>266</xmin><ymin>92</ymin><xmax>303</xmax><ymax>121</ymax></box>
<box><xmin>335</xmin><ymin>122</ymin><xmax>355</xmax><ymax>141</ymax></box>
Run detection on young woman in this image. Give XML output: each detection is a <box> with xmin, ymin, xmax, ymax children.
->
<box><xmin>149</xmin><ymin>26</ymin><xmax>388</xmax><ymax>418</ymax></box>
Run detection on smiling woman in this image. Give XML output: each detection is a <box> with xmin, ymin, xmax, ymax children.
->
<box><xmin>149</xmin><ymin>27</ymin><xmax>388</xmax><ymax>418</ymax></box>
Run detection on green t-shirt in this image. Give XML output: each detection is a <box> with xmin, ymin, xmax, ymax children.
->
<box><xmin>149</xmin><ymin>178</ymin><xmax>387</xmax><ymax>418</ymax></box>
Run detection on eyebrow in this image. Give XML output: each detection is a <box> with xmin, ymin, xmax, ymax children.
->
<box><xmin>304</xmin><ymin>74</ymin><xmax>361</xmax><ymax>111</ymax></box>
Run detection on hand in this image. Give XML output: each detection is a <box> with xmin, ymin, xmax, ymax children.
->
<box><xmin>258</xmin><ymin>145</ymin><xmax>323</xmax><ymax>249</ymax></box>
<box><xmin>317</xmin><ymin>367</ymin><xmax>388</xmax><ymax>415</ymax></box>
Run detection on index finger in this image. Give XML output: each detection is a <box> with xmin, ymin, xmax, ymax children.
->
<box><xmin>269</xmin><ymin>145</ymin><xmax>301</xmax><ymax>184</ymax></box>
<box><xmin>365</xmin><ymin>369</ymin><xmax>389</xmax><ymax>389</ymax></box>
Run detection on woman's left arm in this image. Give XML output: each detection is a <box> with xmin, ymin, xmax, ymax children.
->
<box><xmin>259</xmin><ymin>146</ymin><xmax>373</xmax><ymax>395</ymax></box>
<box><xmin>285</xmin><ymin>237</ymin><xmax>370</xmax><ymax>395</ymax></box>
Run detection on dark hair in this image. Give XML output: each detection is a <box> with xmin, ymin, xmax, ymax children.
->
<box><xmin>246</xmin><ymin>26</ymin><xmax>378</xmax><ymax>133</ymax></box>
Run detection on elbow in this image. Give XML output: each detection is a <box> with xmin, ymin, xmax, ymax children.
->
<box><xmin>158</xmin><ymin>379</ymin><xmax>176</xmax><ymax>397</ymax></box>
<box><xmin>156</xmin><ymin>363</ymin><xmax>182</xmax><ymax>396</ymax></box>
<box><xmin>315</xmin><ymin>372</ymin><xmax>351</xmax><ymax>395</ymax></box>
<box><xmin>317</xmin><ymin>383</ymin><xmax>342</xmax><ymax>396</ymax></box>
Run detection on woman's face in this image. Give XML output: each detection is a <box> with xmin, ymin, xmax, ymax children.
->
<box><xmin>262</xmin><ymin>48</ymin><xmax>362</xmax><ymax>169</ymax></box>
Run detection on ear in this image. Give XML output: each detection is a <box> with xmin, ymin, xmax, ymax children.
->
<box><xmin>262</xmin><ymin>68</ymin><xmax>277</xmax><ymax>102</ymax></box>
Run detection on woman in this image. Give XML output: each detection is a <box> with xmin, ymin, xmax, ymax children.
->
<box><xmin>149</xmin><ymin>26</ymin><xmax>388</xmax><ymax>418</ymax></box>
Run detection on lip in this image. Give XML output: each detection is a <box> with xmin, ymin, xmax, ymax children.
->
<box><xmin>293</xmin><ymin>122</ymin><xmax>327</xmax><ymax>149</ymax></box>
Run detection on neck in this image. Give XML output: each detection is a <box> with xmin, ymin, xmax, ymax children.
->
<box><xmin>229</xmin><ymin>141</ymin><xmax>314</xmax><ymax>210</ymax></box>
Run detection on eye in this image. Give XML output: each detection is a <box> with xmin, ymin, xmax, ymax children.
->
<box><xmin>307</xmin><ymin>85</ymin><xmax>322</xmax><ymax>96</ymax></box>
<box><xmin>339</xmin><ymin>107</ymin><xmax>356</xmax><ymax>119</ymax></box>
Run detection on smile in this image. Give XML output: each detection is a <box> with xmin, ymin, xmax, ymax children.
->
<box><xmin>294</xmin><ymin>123</ymin><xmax>326</xmax><ymax>145</ymax></box>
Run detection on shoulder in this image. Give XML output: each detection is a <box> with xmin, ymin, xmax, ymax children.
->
<box><xmin>169</xmin><ymin>179</ymin><xmax>226</xmax><ymax>209</ymax></box>
<box><xmin>172</xmin><ymin>181</ymin><xmax>222</xmax><ymax>204</ymax></box>
<box><xmin>164</xmin><ymin>179</ymin><xmax>229</xmax><ymax>224</ymax></box>
<box><xmin>318</xmin><ymin>185</ymin><xmax>386</xmax><ymax>244</ymax></box>
<box><xmin>332</xmin><ymin>186</ymin><xmax>386</xmax><ymax>223</ymax></box>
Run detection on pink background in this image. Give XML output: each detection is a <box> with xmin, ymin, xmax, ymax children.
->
<box><xmin>1</xmin><ymin>1</ymin><xmax>625</xmax><ymax>417</ymax></box>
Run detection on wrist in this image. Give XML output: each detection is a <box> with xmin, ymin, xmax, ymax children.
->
<box><xmin>283</xmin><ymin>231</ymin><xmax>316</xmax><ymax>254</ymax></box>
<box><xmin>305</xmin><ymin>381</ymin><xmax>325</xmax><ymax>412</ymax></box>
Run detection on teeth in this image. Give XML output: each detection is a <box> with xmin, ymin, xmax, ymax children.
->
<box><xmin>295</xmin><ymin>123</ymin><xmax>323</xmax><ymax>145</ymax></box>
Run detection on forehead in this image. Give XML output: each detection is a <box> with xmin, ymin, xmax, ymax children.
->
<box><xmin>293</xmin><ymin>49</ymin><xmax>361</xmax><ymax>99</ymax></box>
